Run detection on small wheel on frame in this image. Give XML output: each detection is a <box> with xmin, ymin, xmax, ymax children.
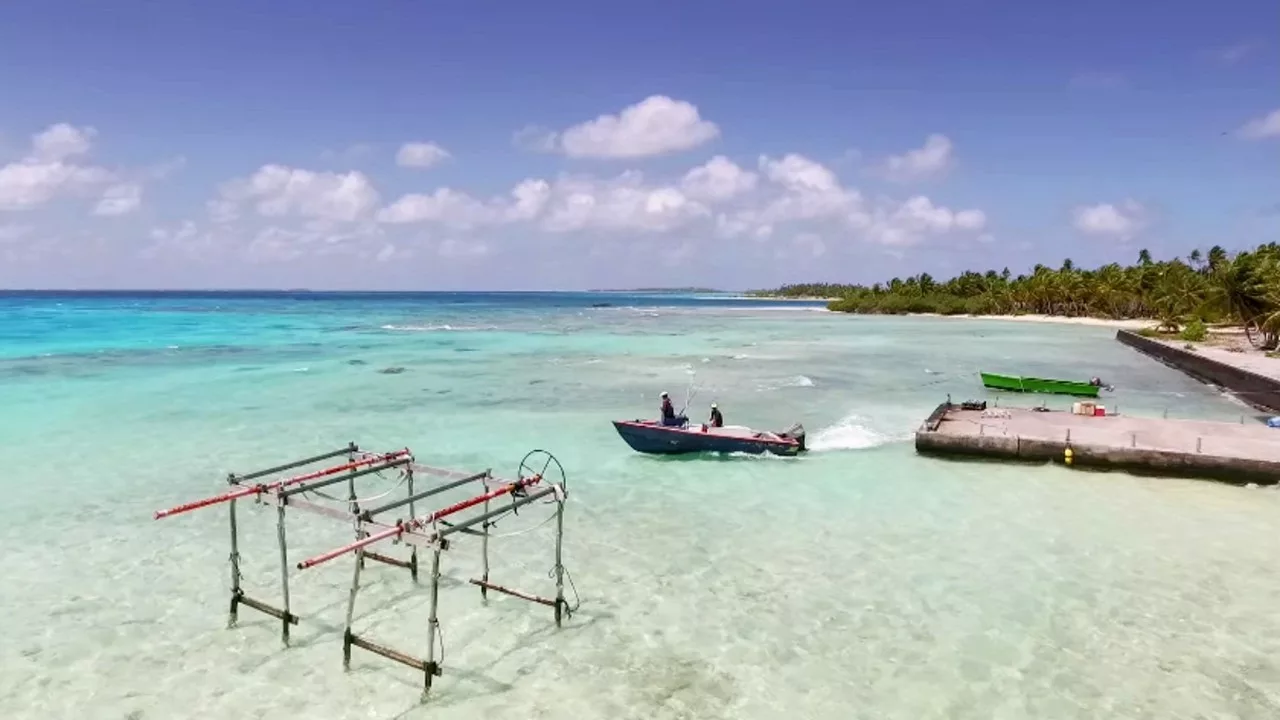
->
<box><xmin>517</xmin><ymin>449</ymin><xmax>566</xmax><ymax>493</ymax></box>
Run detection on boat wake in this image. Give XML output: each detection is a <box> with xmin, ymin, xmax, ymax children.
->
<box><xmin>807</xmin><ymin>413</ymin><xmax>897</xmax><ymax>452</ymax></box>
<box><xmin>380</xmin><ymin>323</ymin><xmax>497</xmax><ymax>332</ymax></box>
<box><xmin>756</xmin><ymin>374</ymin><xmax>816</xmax><ymax>392</ymax></box>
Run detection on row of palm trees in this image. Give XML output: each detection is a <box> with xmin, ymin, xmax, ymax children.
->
<box><xmin>759</xmin><ymin>243</ymin><xmax>1280</xmax><ymax>348</ymax></box>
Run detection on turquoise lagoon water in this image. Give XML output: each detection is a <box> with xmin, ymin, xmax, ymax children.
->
<box><xmin>2</xmin><ymin>291</ymin><xmax>1279</xmax><ymax>720</ymax></box>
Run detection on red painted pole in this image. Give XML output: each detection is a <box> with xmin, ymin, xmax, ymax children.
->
<box><xmin>154</xmin><ymin>449</ymin><xmax>412</xmax><ymax>520</ymax></box>
<box><xmin>296</xmin><ymin>474</ymin><xmax>542</xmax><ymax>571</ymax></box>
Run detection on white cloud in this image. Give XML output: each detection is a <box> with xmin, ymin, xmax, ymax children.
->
<box><xmin>882</xmin><ymin>134</ymin><xmax>954</xmax><ymax>182</ymax></box>
<box><xmin>506</xmin><ymin>179</ymin><xmax>551</xmax><ymax>221</ymax></box>
<box><xmin>375</xmin><ymin>170</ymin><xmax>711</xmax><ymax>235</ymax></box>
<box><xmin>216</xmin><ymin>165</ymin><xmax>380</xmax><ymax>222</ymax></box>
<box><xmin>0</xmin><ymin>123</ymin><xmax>114</xmax><ymax>211</ymax></box>
<box><xmin>706</xmin><ymin>153</ymin><xmax>985</xmax><ymax>248</ymax></box>
<box><xmin>1073</xmin><ymin>200</ymin><xmax>1146</xmax><ymax>240</ymax></box>
<box><xmin>540</xmin><ymin>172</ymin><xmax>709</xmax><ymax>233</ymax></box>
<box><xmin>376</xmin><ymin>188</ymin><xmax>496</xmax><ymax>228</ymax></box>
<box><xmin>191</xmin><ymin>145</ymin><xmax>987</xmax><ymax>273</ymax></box>
<box><xmin>681</xmin><ymin>156</ymin><xmax>757</xmax><ymax>202</ymax></box>
<box><xmin>94</xmin><ymin>183</ymin><xmax>142</xmax><ymax>216</ymax></box>
<box><xmin>396</xmin><ymin>142</ymin><xmax>451</xmax><ymax>168</ymax></box>
<box><xmin>1238</xmin><ymin>108</ymin><xmax>1280</xmax><ymax>140</ymax></box>
<box><xmin>860</xmin><ymin>196</ymin><xmax>987</xmax><ymax>246</ymax></box>
<box><xmin>0</xmin><ymin>160</ymin><xmax>111</xmax><ymax>210</ymax></box>
<box><xmin>538</xmin><ymin>95</ymin><xmax>720</xmax><ymax>159</ymax></box>
<box><xmin>751</xmin><ymin>153</ymin><xmax>861</xmax><ymax>225</ymax></box>
<box><xmin>760</xmin><ymin>153</ymin><xmax>844</xmax><ymax>195</ymax></box>
<box><xmin>955</xmin><ymin>209</ymin><xmax>987</xmax><ymax>230</ymax></box>
<box><xmin>31</xmin><ymin>123</ymin><xmax>96</xmax><ymax>162</ymax></box>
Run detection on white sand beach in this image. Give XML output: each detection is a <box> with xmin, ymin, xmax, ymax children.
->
<box><xmin>933</xmin><ymin>313</ymin><xmax>1154</xmax><ymax>329</ymax></box>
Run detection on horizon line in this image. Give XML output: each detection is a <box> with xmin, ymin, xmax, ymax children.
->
<box><xmin>0</xmin><ymin>287</ymin><xmax>760</xmax><ymax>294</ymax></box>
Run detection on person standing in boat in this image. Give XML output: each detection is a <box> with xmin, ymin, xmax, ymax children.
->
<box><xmin>659</xmin><ymin>391</ymin><xmax>687</xmax><ymax>427</ymax></box>
<box><xmin>708</xmin><ymin>402</ymin><xmax>723</xmax><ymax>428</ymax></box>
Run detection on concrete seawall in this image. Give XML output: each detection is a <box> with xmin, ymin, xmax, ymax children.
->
<box><xmin>915</xmin><ymin>405</ymin><xmax>1280</xmax><ymax>485</ymax></box>
<box><xmin>1115</xmin><ymin>329</ymin><xmax>1280</xmax><ymax>414</ymax></box>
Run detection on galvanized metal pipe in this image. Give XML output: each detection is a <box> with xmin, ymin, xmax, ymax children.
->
<box><xmin>480</xmin><ymin>495</ymin><xmax>491</xmax><ymax>599</ymax></box>
<box><xmin>233</xmin><ymin>443</ymin><xmax>357</xmax><ymax>483</ymax></box>
<box><xmin>554</xmin><ymin>498</ymin><xmax>565</xmax><ymax>627</ymax></box>
<box><xmin>424</xmin><ymin>549</ymin><xmax>442</xmax><ymax>698</ymax></box>
<box><xmin>360</xmin><ymin>470</ymin><xmax>490</xmax><ymax>520</ymax></box>
<box><xmin>228</xmin><ymin>496</ymin><xmax>241</xmax><ymax>629</ymax></box>
<box><xmin>276</xmin><ymin>501</ymin><xmax>292</xmax><ymax>646</ymax></box>
<box><xmin>437</xmin><ymin>486</ymin><xmax>559</xmax><ymax>539</ymax></box>
<box><xmin>407</xmin><ymin>467</ymin><xmax>419</xmax><ymax>583</ymax></box>
<box><xmin>343</xmin><ymin>545</ymin><xmax>364</xmax><ymax>671</ymax></box>
<box><xmin>276</xmin><ymin>457</ymin><xmax>411</xmax><ymax>500</ymax></box>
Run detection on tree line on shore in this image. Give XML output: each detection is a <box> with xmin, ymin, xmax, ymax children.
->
<box><xmin>756</xmin><ymin>242</ymin><xmax>1280</xmax><ymax>348</ymax></box>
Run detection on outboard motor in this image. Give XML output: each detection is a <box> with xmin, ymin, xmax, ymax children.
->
<box><xmin>777</xmin><ymin>423</ymin><xmax>807</xmax><ymax>452</ymax></box>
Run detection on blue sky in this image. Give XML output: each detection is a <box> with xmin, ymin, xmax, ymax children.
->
<box><xmin>0</xmin><ymin>1</ymin><xmax>1276</xmax><ymax>290</ymax></box>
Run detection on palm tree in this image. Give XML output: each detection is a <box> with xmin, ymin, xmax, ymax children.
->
<box><xmin>1188</xmin><ymin>249</ymin><xmax>1203</xmax><ymax>272</ymax></box>
<box><xmin>1208</xmin><ymin>245</ymin><xmax>1228</xmax><ymax>273</ymax></box>
<box><xmin>1204</xmin><ymin>251</ymin><xmax>1277</xmax><ymax>348</ymax></box>
<box><xmin>784</xmin><ymin>242</ymin><xmax>1273</xmax><ymax>329</ymax></box>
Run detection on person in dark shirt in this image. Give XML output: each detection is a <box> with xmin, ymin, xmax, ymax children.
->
<box><xmin>708</xmin><ymin>403</ymin><xmax>723</xmax><ymax>428</ymax></box>
<box><xmin>659</xmin><ymin>391</ymin><xmax>687</xmax><ymax>427</ymax></box>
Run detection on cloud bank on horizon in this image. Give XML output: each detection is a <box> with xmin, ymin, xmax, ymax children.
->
<box><xmin>0</xmin><ymin>2</ymin><xmax>1276</xmax><ymax>290</ymax></box>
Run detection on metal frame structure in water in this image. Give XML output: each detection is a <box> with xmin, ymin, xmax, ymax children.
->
<box><xmin>152</xmin><ymin>442</ymin><xmax>572</xmax><ymax>700</ymax></box>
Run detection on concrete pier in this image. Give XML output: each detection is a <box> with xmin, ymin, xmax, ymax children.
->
<box><xmin>915</xmin><ymin>402</ymin><xmax>1280</xmax><ymax>485</ymax></box>
<box><xmin>1116</xmin><ymin>329</ymin><xmax>1280</xmax><ymax>414</ymax></box>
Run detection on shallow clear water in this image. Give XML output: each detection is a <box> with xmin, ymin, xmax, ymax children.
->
<box><xmin>2</xmin><ymin>292</ymin><xmax>1278</xmax><ymax>720</ymax></box>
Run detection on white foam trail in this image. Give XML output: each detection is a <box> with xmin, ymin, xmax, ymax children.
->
<box><xmin>808</xmin><ymin>413</ymin><xmax>893</xmax><ymax>451</ymax></box>
<box><xmin>756</xmin><ymin>375</ymin><xmax>816</xmax><ymax>392</ymax></box>
<box><xmin>380</xmin><ymin>323</ymin><xmax>496</xmax><ymax>332</ymax></box>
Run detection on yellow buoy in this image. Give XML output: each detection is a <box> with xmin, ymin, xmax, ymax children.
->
<box><xmin>1064</xmin><ymin>447</ymin><xmax>1074</xmax><ymax>465</ymax></box>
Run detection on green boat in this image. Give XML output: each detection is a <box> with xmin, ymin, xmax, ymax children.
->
<box><xmin>979</xmin><ymin>372</ymin><xmax>1101</xmax><ymax>397</ymax></box>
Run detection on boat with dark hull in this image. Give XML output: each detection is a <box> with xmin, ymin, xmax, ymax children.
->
<box><xmin>611</xmin><ymin>419</ymin><xmax>807</xmax><ymax>456</ymax></box>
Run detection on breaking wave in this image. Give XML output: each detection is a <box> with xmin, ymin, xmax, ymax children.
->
<box><xmin>808</xmin><ymin>413</ymin><xmax>896</xmax><ymax>452</ymax></box>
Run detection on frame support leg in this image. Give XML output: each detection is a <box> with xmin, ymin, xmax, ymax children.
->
<box><xmin>342</xmin><ymin>545</ymin><xmax>365</xmax><ymax>671</ymax></box>
<box><xmin>228</xmin><ymin>495</ymin><xmax>242</xmax><ymax>628</ymax></box>
<box><xmin>553</xmin><ymin>498</ymin><xmax>566</xmax><ymax>627</ymax></box>
<box><xmin>424</xmin><ymin>548</ymin><xmax>443</xmax><ymax>701</ymax></box>
<box><xmin>408</xmin><ymin>468</ymin><xmax>420</xmax><ymax>583</ymax></box>
<box><xmin>276</xmin><ymin>501</ymin><xmax>293</xmax><ymax>646</ymax></box>
<box><xmin>479</xmin><ymin>496</ymin><xmax>490</xmax><ymax>600</ymax></box>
